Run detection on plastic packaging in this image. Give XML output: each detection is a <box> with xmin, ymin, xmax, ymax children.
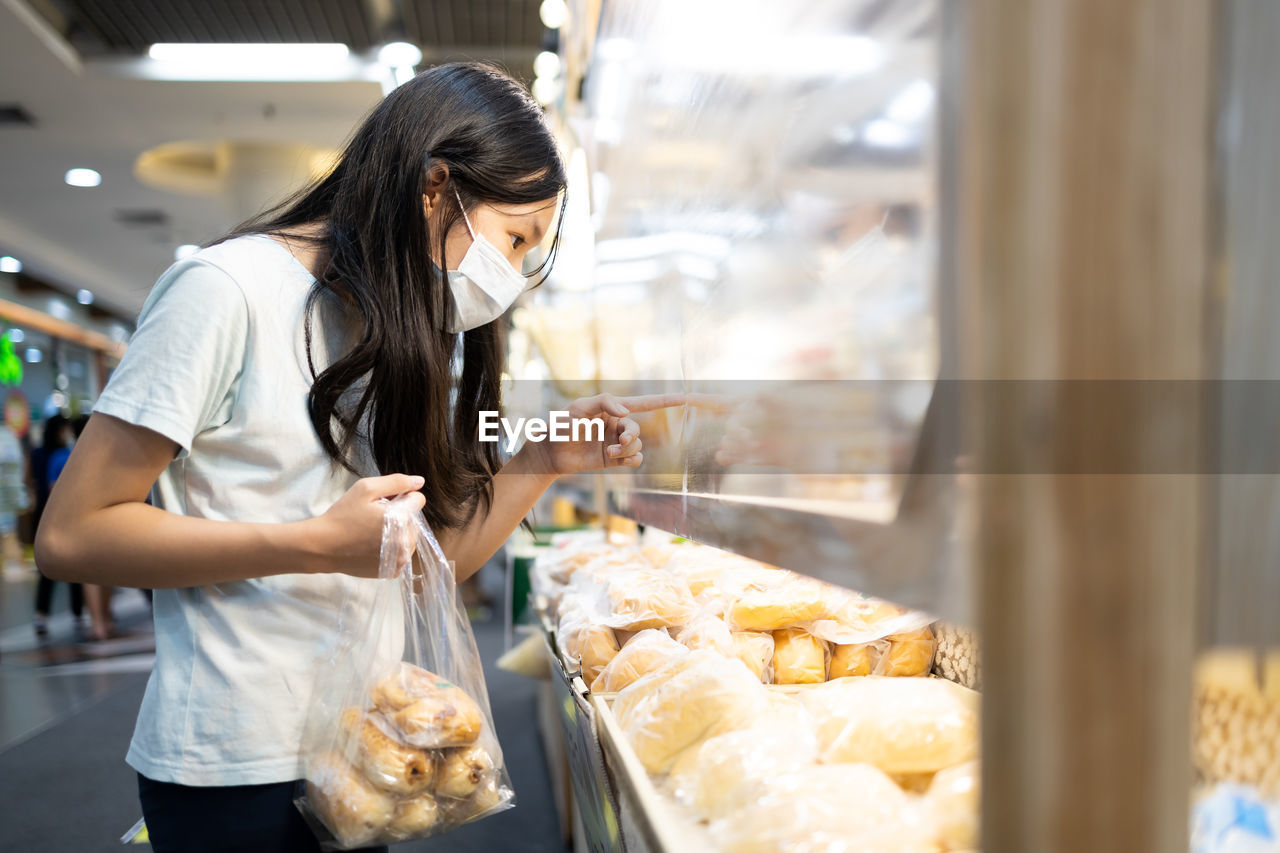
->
<box><xmin>708</xmin><ymin>764</ymin><xmax>939</xmax><ymax>853</ymax></box>
<box><xmin>590</xmin><ymin>628</ymin><xmax>689</xmax><ymax>693</ymax></box>
<box><xmin>771</xmin><ymin>627</ymin><xmax>829</xmax><ymax>684</ymax></box>
<box><xmin>924</xmin><ymin>760</ymin><xmax>980</xmax><ymax>850</ymax></box>
<box><xmin>798</xmin><ymin>676</ymin><xmax>980</xmax><ymax>774</ymax></box>
<box><xmin>597</xmin><ymin>568</ymin><xmax>697</xmax><ymax>631</ymax></box>
<box><xmin>611</xmin><ymin>649</ymin><xmax>770</xmax><ymax>774</ymax></box>
<box><xmin>296</xmin><ymin>496</ymin><xmax>513</xmax><ymax>849</ymax></box>
<box><xmin>555</xmin><ymin>603</ymin><xmax>620</xmax><ymax>683</ymax></box>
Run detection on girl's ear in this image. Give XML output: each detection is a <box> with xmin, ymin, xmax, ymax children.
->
<box><xmin>421</xmin><ymin>162</ymin><xmax>451</xmax><ymax>216</ymax></box>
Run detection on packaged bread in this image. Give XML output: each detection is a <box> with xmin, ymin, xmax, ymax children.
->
<box><xmin>666</xmin><ymin>694</ymin><xmax>820</xmax><ymax>820</ymax></box>
<box><xmin>439</xmin><ymin>774</ymin><xmax>506</xmax><ymax>824</ymax></box>
<box><xmin>675</xmin><ymin>614</ymin><xmax>736</xmax><ymax>656</ymax></box>
<box><xmin>731</xmin><ymin>631</ymin><xmax>775</xmax><ymax>682</ymax></box>
<box><xmin>600</xmin><ymin>569</ymin><xmax>696</xmax><ymax>630</ymax></box>
<box><xmin>435</xmin><ymin>744</ymin><xmax>495</xmax><ymax>799</ymax></box>
<box><xmin>708</xmin><ymin>763</ymin><xmax>940</xmax><ymax>853</ymax></box>
<box><xmin>590</xmin><ymin>629</ymin><xmax>689</xmax><ymax>693</ymax></box>
<box><xmin>925</xmin><ymin>760</ymin><xmax>980</xmax><ymax>850</ymax></box>
<box><xmin>306</xmin><ymin>751</ymin><xmax>397</xmax><ymax>848</ymax></box>
<box><xmin>772</xmin><ymin>627</ymin><xmax>828</xmax><ymax>684</ymax></box>
<box><xmin>370</xmin><ymin>663</ymin><xmax>484</xmax><ymax>749</ymax></box>
<box><xmin>727</xmin><ymin>576</ymin><xmax>829</xmax><ymax>631</ymax></box>
<box><xmin>611</xmin><ymin>650</ymin><xmax>770</xmax><ymax>774</ymax></box>
<box><xmin>385</xmin><ymin>793</ymin><xmax>440</xmax><ymax>841</ymax></box>
<box><xmin>339</xmin><ymin>708</ymin><xmax>434</xmax><ymax>794</ymax></box>
<box><xmin>800</xmin><ymin>676</ymin><xmax>980</xmax><ymax>774</ymax></box>
<box><xmin>830</xmin><ymin>640</ymin><xmax>879</xmax><ymax>678</ymax></box>
<box><xmin>556</xmin><ymin>608</ymin><xmax>619</xmax><ymax>683</ymax></box>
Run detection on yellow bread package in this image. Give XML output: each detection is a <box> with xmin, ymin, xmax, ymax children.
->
<box><xmin>306</xmin><ymin>751</ymin><xmax>398</xmax><ymax>848</ymax></box>
<box><xmin>925</xmin><ymin>760</ymin><xmax>980</xmax><ymax>851</ymax></box>
<box><xmin>675</xmin><ymin>614</ymin><xmax>736</xmax><ymax>656</ymax></box>
<box><xmin>666</xmin><ymin>694</ymin><xmax>819</xmax><ymax>820</ymax></box>
<box><xmin>800</xmin><ymin>676</ymin><xmax>980</xmax><ymax>774</ymax></box>
<box><xmin>556</xmin><ymin>607</ymin><xmax>619</xmax><ymax>683</ymax></box>
<box><xmin>611</xmin><ymin>650</ymin><xmax>770</xmax><ymax>774</ymax></box>
<box><xmin>731</xmin><ymin>631</ymin><xmax>775</xmax><ymax>682</ymax></box>
<box><xmin>830</xmin><ymin>627</ymin><xmax>937</xmax><ymax>679</ymax></box>
<box><xmin>339</xmin><ymin>708</ymin><xmax>434</xmax><ymax>795</ymax></box>
<box><xmin>727</xmin><ymin>575</ymin><xmax>829</xmax><ymax>631</ymax></box>
<box><xmin>600</xmin><ymin>569</ymin><xmax>697</xmax><ymax>631</ymax></box>
<box><xmin>370</xmin><ymin>664</ymin><xmax>485</xmax><ymax>749</ymax></box>
<box><xmin>829</xmin><ymin>640</ymin><xmax>879</xmax><ymax>678</ymax></box>
<box><xmin>772</xmin><ymin>627</ymin><xmax>828</xmax><ymax>684</ymax></box>
<box><xmin>708</xmin><ymin>763</ymin><xmax>940</xmax><ymax>853</ymax></box>
<box><xmin>590</xmin><ymin>629</ymin><xmax>690</xmax><ymax>693</ymax></box>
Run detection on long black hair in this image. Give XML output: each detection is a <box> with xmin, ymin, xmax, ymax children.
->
<box><xmin>217</xmin><ymin>62</ymin><xmax>566</xmax><ymax>531</ymax></box>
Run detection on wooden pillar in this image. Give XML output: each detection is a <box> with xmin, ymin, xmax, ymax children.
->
<box><xmin>952</xmin><ymin>0</ymin><xmax>1214</xmax><ymax>850</ymax></box>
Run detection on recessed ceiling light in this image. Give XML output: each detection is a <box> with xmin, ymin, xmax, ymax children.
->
<box><xmin>6</xmin><ymin>329</ymin><xmax>24</xmax><ymax>343</ymax></box>
<box><xmin>76</xmin><ymin>289</ymin><xmax>94</xmax><ymax>305</ymax></box>
<box><xmin>540</xmin><ymin>0</ymin><xmax>568</xmax><ymax>29</ymax></box>
<box><xmin>175</xmin><ymin>244</ymin><xmax>199</xmax><ymax>260</ymax></box>
<box><xmin>24</xmin><ymin>347</ymin><xmax>42</xmax><ymax>364</ymax></box>
<box><xmin>0</xmin><ymin>255</ymin><xmax>20</xmax><ymax>273</ymax></box>
<box><xmin>377</xmin><ymin>42</ymin><xmax>422</xmax><ymax>68</ymax></box>
<box><xmin>534</xmin><ymin>51</ymin><xmax>561</xmax><ymax>79</ymax></box>
<box><xmin>65</xmin><ymin>168</ymin><xmax>101</xmax><ymax>187</ymax></box>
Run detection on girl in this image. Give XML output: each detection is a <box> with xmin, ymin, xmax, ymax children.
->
<box><xmin>37</xmin><ymin>63</ymin><xmax>678</xmax><ymax>852</ymax></box>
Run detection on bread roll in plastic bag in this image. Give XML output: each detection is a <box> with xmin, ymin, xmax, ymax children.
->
<box><xmin>590</xmin><ymin>628</ymin><xmax>689</xmax><ymax>693</ymax></box>
<box><xmin>555</xmin><ymin>604</ymin><xmax>619</xmax><ymax>683</ymax></box>
<box><xmin>772</xmin><ymin>627</ymin><xmax>829</xmax><ymax>684</ymax></box>
<box><xmin>799</xmin><ymin>676</ymin><xmax>980</xmax><ymax>774</ymax></box>
<box><xmin>709</xmin><ymin>764</ymin><xmax>939</xmax><ymax>853</ymax></box>
<box><xmin>599</xmin><ymin>568</ymin><xmax>697</xmax><ymax>630</ymax></box>
<box><xmin>830</xmin><ymin>627</ymin><xmax>937</xmax><ymax>679</ymax></box>
<box><xmin>296</xmin><ymin>495</ymin><xmax>513</xmax><ymax>849</ymax></box>
<box><xmin>925</xmin><ymin>760</ymin><xmax>980</xmax><ymax>850</ymax></box>
<box><xmin>611</xmin><ymin>649</ymin><xmax>770</xmax><ymax>774</ymax></box>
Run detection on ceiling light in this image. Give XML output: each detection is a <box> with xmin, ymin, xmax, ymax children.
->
<box><xmin>0</xmin><ymin>256</ymin><xmax>20</xmax><ymax>273</ymax></box>
<box><xmin>48</xmin><ymin>300</ymin><xmax>70</xmax><ymax>320</ymax></box>
<box><xmin>65</xmin><ymin>168</ymin><xmax>101</xmax><ymax>187</ymax></box>
<box><xmin>377</xmin><ymin>42</ymin><xmax>422</xmax><ymax>68</ymax></box>
<box><xmin>175</xmin><ymin>244</ymin><xmax>199</xmax><ymax>260</ymax></box>
<box><xmin>534</xmin><ymin>51</ymin><xmax>561</xmax><ymax>79</ymax></box>
<box><xmin>145</xmin><ymin>43</ymin><xmax>351</xmax><ymax>81</ymax></box>
<box><xmin>532</xmin><ymin>76</ymin><xmax>559</xmax><ymax>105</ymax></box>
<box><xmin>6</xmin><ymin>329</ymin><xmax>24</xmax><ymax>343</ymax></box>
<box><xmin>861</xmin><ymin>119</ymin><xmax>913</xmax><ymax>150</ymax></box>
<box><xmin>24</xmin><ymin>348</ymin><xmax>41</xmax><ymax>364</ymax></box>
<box><xmin>539</xmin><ymin>0</ymin><xmax>568</xmax><ymax>30</ymax></box>
<box><xmin>886</xmin><ymin>80</ymin><xmax>935</xmax><ymax>123</ymax></box>
<box><xmin>76</xmin><ymin>289</ymin><xmax>94</xmax><ymax>305</ymax></box>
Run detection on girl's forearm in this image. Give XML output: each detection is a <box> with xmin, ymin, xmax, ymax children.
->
<box><xmin>36</xmin><ymin>502</ymin><xmax>324</xmax><ymax>588</ymax></box>
<box><xmin>438</xmin><ymin>445</ymin><xmax>559</xmax><ymax>579</ymax></box>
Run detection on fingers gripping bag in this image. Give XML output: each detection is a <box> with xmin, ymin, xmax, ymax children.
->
<box><xmin>296</xmin><ymin>495</ymin><xmax>514</xmax><ymax>849</ymax></box>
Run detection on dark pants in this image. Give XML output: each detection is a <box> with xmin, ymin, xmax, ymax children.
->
<box><xmin>137</xmin><ymin>774</ymin><xmax>388</xmax><ymax>853</ymax></box>
<box><xmin>34</xmin><ymin>572</ymin><xmax>82</xmax><ymax>618</ymax></box>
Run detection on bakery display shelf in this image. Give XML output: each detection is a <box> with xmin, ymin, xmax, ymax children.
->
<box><xmin>591</xmin><ymin>693</ymin><xmax>719</xmax><ymax>853</ymax></box>
<box><xmin>605</xmin><ymin>486</ymin><xmax>967</xmax><ymax>624</ymax></box>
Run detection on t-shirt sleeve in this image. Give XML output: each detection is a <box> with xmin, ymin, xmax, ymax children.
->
<box><xmin>94</xmin><ymin>258</ymin><xmax>250</xmax><ymax>458</ymax></box>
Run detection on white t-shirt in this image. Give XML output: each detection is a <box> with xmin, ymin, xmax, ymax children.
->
<box><xmin>95</xmin><ymin>234</ymin><xmax>384</xmax><ymax>786</ymax></box>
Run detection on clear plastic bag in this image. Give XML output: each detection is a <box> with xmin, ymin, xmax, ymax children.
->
<box><xmin>295</xmin><ymin>495</ymin><xmax>514</xmax><ymax>850</ymax></box>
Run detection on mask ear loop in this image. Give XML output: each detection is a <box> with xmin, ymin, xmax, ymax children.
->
<box><xmin>453</xmin><ymin>187</ymin><xmax>478</xmax><ymax>239</ymax></box>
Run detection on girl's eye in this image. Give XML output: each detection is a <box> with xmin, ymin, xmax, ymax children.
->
<box><xmin>510</xmin><ymin>234</ymin><xmax>525</xmax><ymax>249</ymax></box>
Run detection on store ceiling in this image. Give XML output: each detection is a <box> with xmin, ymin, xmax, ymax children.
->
<box><xmin>0</xmin><ymin>0</ymin><xmax>543</xmax><ymax>318</ymax></box>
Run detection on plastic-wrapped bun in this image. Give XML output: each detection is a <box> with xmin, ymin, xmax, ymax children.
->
<box><xmin>727</xmin><ymin>577</ymin><xmax>829</xmax><ymax>631</ymax></box>
<box><xmin>666</xmin><ymin>694</ymin><xmax>820</xmax><ymax>819</ymax></box>
<box><xmin>601</xmin><ymin>569</ymin><xmax>697</xmax><ymax>630</ymax></box>
<box><xmin>709</xmin><ymin>764</ymin><xmax>939</xmax><ymax>853</ymax></box>
<box><xmin>800</xmin><ymin>676</ymin><xmax>980</xmax><ymax>774</ymax></box>
<box><xmin>612</xmin><ymin>650</ymin><xmax>770</xmax><ymax>774</ymax></box>
<box><xmin>439</xmin><ymin>774</ymin><xmax>507</xmax><ymax>824</ymax></box>
<box><xmin>830</xmin><ymin>641</ymin><xmax>878</xmax><ymax>678</ymax></box>
<box><xmin>306</xmin><ymin>751</ymin><xmax>397</xmax><ymax>848</ymax></box>
<box><xmin>771</xmin><ymin>627</ymin><xmax>828</xmax><ymax>684</ymax></box>
<box><xmin>731</xmin><ymin>631</ymin><xmax>775</xmax><ymax>682</ymax></box>
<box><xmin>881</xmin><ymin>627</ymin><xmax>937</xmax><ymax>677</ymax></box>
<box><xmin>590</xmin><ymin>628</ymin><xmax>689</xmax><ymax>693</ymax></box>
<box><xmin>370</xmin><ymin>663</ymin><xmax>484</xmax><ymax>748</ymax></box>
<box><xmin>925</xmin><ymin>760</ymin><xmax>980</xmax><ymax>850</ymax></box>
<box><xmin>385</xmin><ymin>793</ymin><xmax>439</xmax><ymax>841</ymax></box>
<box><xmin>339</xmin><ymin>708</ymin><xmax>434</xmax><ymax>794</ymax></box>
<box><xmin>435</xmin><ymin>744</ymin><xmax>495</xmax><ymax>799</ymax></box>
<box><xmin>556</xmin><ymin>609</ymin><xmax>620</xmax><ymax>683</ymax></box>
<box><xmin>675</xmin><ymin>614</ymin><xmax>736</xmax><ymax>655</ymax></box>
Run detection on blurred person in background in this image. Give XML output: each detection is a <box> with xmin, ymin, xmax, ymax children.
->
<box><xmin>35</xmin><ymin>63</ymin><xmax>671</xmax><ymax>853</ymax></box>
<box><xmin>31</xmin><ymin>413</ymin><xmax>85</xmax><ymax>639</ymax></box>
<box><xmin>0</xmin><ymin>421</ymin><xmax>28</xmax><ymax>577</ymax></box>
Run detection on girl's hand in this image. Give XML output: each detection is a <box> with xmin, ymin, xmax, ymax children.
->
<box><xmin>525</xmin><ymin>393</ymin><xmax>687</xmax><ymax>477</ymax></box>
<box><xmin>303</xmin><ymin>473</ymin><xmax>426</xmax><ymax>577</ymax></box>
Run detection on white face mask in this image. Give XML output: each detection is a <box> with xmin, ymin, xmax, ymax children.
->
<box><xmin>444</xmin><ymin>188</ymin><xmax>529</xmax><ymax>332</ymax></box>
